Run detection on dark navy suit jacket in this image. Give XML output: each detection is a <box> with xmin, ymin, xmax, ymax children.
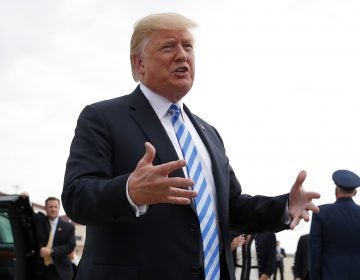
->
<box><xmin>62</xmin><ymin>86</ymin><xmax>290</xmax><ymax>280</ymax></box>
<box><xmin>310</xmin><ymin>198</ymin><xmax>360</xmax><ymax>280</ymax></box>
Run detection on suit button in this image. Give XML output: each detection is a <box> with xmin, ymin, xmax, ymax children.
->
<box><xmin>190</xmin><ymin>223</ymin><xmax>198</xmax><ymax>232</ymax></box>
<box><xmin>191</xmin><ymin>266</ymin><xmax>204</xmax><ymax>278</ymax></box>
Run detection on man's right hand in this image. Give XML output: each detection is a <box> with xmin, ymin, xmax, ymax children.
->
<box><xmin>40</xmin><ymin>247</ymin><xmax>52</xmax><ymax>257</ymax></box>
<box><xmin>128</xmin><ymin>142</ymin><xmax>197</xmax><ymax>206</ymax></box>
<box><xmin>231</xmin><ymin>235</ymin><xmax>246</xmax><ymax>251</ymax></box>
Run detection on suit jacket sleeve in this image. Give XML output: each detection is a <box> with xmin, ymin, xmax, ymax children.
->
<box><xmin>310</xmin><ymin>212</ymin><xmax>322</xmax><ymax>280</ymax></box>
<box><xmin>62</xmin><ymin>104</ymin><xmax>135</xmax><ymax>225</ymax></box>
<box><xmin>228</xmin><ymin>190</ymin><xmax>289</xmax><ymax>233</ymax></box>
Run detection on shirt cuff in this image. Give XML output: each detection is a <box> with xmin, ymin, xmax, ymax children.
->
<box><xmin>126</xmin><ymin>177</ymin><xmax>148</xmax><ymax>217</ymax></box>
<box><xmin>282</xmin><ymin>200</ymin><xmax>291</xmax><ymax>225</ymax></box>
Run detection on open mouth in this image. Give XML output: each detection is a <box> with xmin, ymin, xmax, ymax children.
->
<box><xmin>174</xmin><ymin>66</ymin><xmax>188</xmax><ymax>73</ymax></box>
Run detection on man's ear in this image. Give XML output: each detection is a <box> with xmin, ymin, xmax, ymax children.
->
<box><xmin>132</xmin><ymin>54</ymin><xmax>145</xmax><ymax>75</ymax></box>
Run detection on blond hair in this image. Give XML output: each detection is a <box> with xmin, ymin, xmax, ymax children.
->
<box><xmin>130</xmin><ymin>13</ymin><xmax>197</xmax><ymax>81</ymax></box>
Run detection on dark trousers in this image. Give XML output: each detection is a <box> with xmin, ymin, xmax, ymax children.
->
<box><xmin>40</xmin><ymin>264</ymin><xmax>60</xmax><ymax>280</ymax></box>
<box><xmin>273</xmin><ymin>260</ymin><xmax>284</xmax><ymax>280</ymax></box>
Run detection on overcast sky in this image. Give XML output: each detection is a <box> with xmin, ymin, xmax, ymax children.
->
<box><xmin>1</xmin><ymin>0</ymin><xmax>359</xmax><ymax>253</ymax></box>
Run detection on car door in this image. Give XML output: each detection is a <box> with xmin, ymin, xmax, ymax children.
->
<box><xmin>0</xmin><ymin>195</ymin><xmax>41</xmax><ymax>280</ymax></box>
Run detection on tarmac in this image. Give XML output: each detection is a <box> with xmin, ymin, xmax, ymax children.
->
<box><xmin>276</xmin><ymin>254</ymin><xmax>294</xmax><ymax>280</ymax></box>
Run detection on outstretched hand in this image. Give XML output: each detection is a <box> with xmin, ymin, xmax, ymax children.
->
<box><xmin>288</xmin><ymin>170</ymin><xmax>321</xmax><ymax>229</ymax></box>
<box><xmin>128</xmin><ymin>142</ymin><xmax>197</xmax><ymax>206</ymax></box>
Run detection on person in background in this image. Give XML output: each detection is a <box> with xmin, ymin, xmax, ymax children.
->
<box><xmin>231</xmin><ymin>232</ymin><xmax>276</xmax><ymax>280</ymax></box>
<box><xmin>62</xmin><ymin>12</ymin><xmax>320</xmax><ymax>280</ymax></box>
<box><xmin>310</xmin><ymin>169</ymin><xmax>360</xmax><ymax>280</ymax></box>
<box><xmin>273</xmin><ymin>241</ymin><xmax>286</xmax><ymax>280</ymax></box>
<box><xmin>34</xmin><ymin>197</ymin><xmax>76</xmax><ymax>280</ymax></box>
<box><xmin>293</xmin><ymin>233</ymin><xmax>310</xmax><ymax>280</ymax></box>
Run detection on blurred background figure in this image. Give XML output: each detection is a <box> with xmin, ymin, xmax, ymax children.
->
<box><xmin>310</xmin><ymin>169</ymin><xmax>360</xmax><ymax>280</ymax></box>
<box><xmin>273</xmin><ymin>240</ymin><xmax>286</xmax><ymax>280</ymax></box>
<box><xmin>231</xmin><ymin>232</ymin><xmax>276</xmax><ymax>280</ymax></box>
<box><xmin>34</xmin><ymin>197</ymin><xmax>76</xmax><ymax>280</ymax></box>
<box><xmin>293</xmin><ymin>233</ymin><xmax>309</xmax><ymax>280</ymax></box>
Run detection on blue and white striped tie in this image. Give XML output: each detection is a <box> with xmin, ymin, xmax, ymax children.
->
<box><xmin>168</xmin><ymin>103</ymin><xmax>220</xmax><ymax>280</ymax></box>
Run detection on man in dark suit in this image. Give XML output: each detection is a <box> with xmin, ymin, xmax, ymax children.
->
<box><xmin>273</xmin><ymin>241</ymin><xmax>286</xmax><ymax>280</ymax></box>
<box><xmin>62</xmin><ymin>12</ymin><xmax>320</xmax><ymax>280</ymax></box>
<box><xmin>310</xmin><ymin>169</ymin><xmax>360</xmax><ymax>280</ymax></box>
<box><xmin>34</xmin><ymin>197</ymin><xmax>76</xmax><ymax>280</ymax></box>
<box><xmin>293</xmin><ymin>233</ymin><xmax>310</xmax><ymax>280</ymax></box>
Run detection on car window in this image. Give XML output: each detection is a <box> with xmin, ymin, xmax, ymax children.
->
<box><xmin>0</xmin><ymin>209</ymin><xmax>16</xmax><ymax>280</ymax></box>
<box><xmin>0</xmin><ymin>211</ymin><xmax>14</xmax><ymax>244</ymax></box>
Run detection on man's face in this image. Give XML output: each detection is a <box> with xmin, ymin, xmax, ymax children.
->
<box><xmin>45</xmin><ymin>199</ymin><xmax>60</xmax><ymax>220</ymax></box>
<box><xmin>135</xmin><ymin>29</ymin><xmax>195</xmax><ymax>102</ymax></box>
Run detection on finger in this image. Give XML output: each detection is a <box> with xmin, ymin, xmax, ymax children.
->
<box><xmin>160</xmin><ymin>186</ymin><xmax>197</xmax><ymax>204</ymax></box>
<box><xmin>164</xmin><ymin>197</ymin><xmax>192</xmax><ymax>205</ymax></box>
<box><xmin>157</xmin><ymin>158</ymin><xmax>188</xmax><ymax>177</ymax></box>
<box><xmin>146</xmin><ymin>176</ymin><xmax>193</xmax><ymax>193</ymax></box>
<box><xmin>302</xmin><ymin>210</ymin><xmax>310</xmax><ymax>222</ymax></box>
<box><xmin>138</xmin><ymin>142</ymin><xmax>156</xmax><ymax>166</ymax></box>
<box><xmin>141</xmin><ymin>143</ymin><xmax>188</xmax><ymax>178</ymax></box>
<box><xmin>163</xmin><ymin>192</ymin><xmax>195</xmax><ymax>203</ymax></box>
<box><xmin>307</xmin><ymin>191</ymin><xmax>321</xmax><ymax>200</ymax></box>
<box><xmin>290</xmin><ymin>217</ymin><xmax>300</xmax><ymax>230</ymax></box>
<box><xmin>290</xmin><ymin>209</ymin><xmax>312</xmax><ymax>229</ymax></box>
<box><xmin>169</xmin><ymin>186</ymin><xmax>197</xmax><ymax>199</ymax></box>
<box><xmin>306</xmin><ymin>202</ymin><xmax>320</xmax><ymax>213</ymax></box>
<box><xmin>167</xmin><ymin>176</ymin><xmax>194</xmax><ymax>189</ymax></box>
<box><xmin>293</xmin><ymin>170</ymin><xmax>307</xmax><ymax>189</ymax></box>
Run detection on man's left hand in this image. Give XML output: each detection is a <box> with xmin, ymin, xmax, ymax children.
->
<box><xmin>288</xmin><ymin>170</ymin><xmax>321</xmax><ymax>229</ymax></box>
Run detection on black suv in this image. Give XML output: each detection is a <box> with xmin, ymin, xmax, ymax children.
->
<box><xmin>0</xmin><ymin>195</ymin><xmax>41</xmax><ymax>280</ymax></box>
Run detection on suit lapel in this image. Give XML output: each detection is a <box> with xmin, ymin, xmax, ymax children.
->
<box><xmin>128</xmin><ymin>87</ymin><xmax>184</xmax><ymax>178</ymax></box>
<box><xmin>54</xmin><ymin>219</ymin><xmax>61</xmax><ymax>242</ymax></box>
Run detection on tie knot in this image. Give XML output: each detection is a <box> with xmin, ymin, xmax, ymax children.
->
<box><xmin>168</xmin><ymin>103</ymin><xmax>181</xmax><ymax>116</ymax></box>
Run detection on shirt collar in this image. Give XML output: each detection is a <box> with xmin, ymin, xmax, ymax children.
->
<box><xmin>140</xmin><ymin>84</ymin><xmax>184</xmax><ymax>119</ymax></box>
<box><xmin>48</xmin><ymin>216</ymin><xmax>59</xmax><ymax>227</ymax></box>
